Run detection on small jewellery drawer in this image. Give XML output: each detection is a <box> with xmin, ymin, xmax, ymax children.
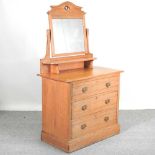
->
<box><xmin>72</xmin><ymin>110</ymin><xmax>116</xmax><ymax>138</ymax></box>
<box><xmin>72</xmin><ymin>76</ymin><xmax>119</xmax><ymax>101</ymax></box>
<box><xmin>72</xmin><ymin>92</ymin><xmax>117</xmax><ymax>120</ymax></box>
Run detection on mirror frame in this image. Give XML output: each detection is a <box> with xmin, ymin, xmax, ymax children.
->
<box><xmin>47</xmin><ymin>1</ymin><xmax>89</xmax><ymax>57</ymax></box>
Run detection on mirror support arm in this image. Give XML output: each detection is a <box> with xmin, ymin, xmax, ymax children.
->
<box><xmin>85</xmin><ymin>28</ymin><xmax>89</xmax><ymax>53</ymax></box>
<box><xmin>45</xmin><ymin>29</ymin><xmax>51</xmax><ymax>59</ymax></box>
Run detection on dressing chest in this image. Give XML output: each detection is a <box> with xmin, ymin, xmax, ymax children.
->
<box><xmin>39</xmin><ymin>1</ymin><xmax>122</xmax><ymax>152</ymax></box>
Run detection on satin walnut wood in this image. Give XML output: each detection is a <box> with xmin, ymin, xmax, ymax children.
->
<box><xmin>40</xmin><ymin>67</ymin><xmax>122</xmax><ymax>152</ymax></box>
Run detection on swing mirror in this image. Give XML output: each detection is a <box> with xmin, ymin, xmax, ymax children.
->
<box><xmin>52</xmin><ymin>19</ymin><xmax>85</xmax><ymax>55</ymax></box>
<box><xmin>48</xmin><ymin>1</ymin><xmax>88</xmax><ymax>57</ymax></box>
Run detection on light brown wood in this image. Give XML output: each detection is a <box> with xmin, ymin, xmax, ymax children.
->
<box><xmin>39</xmin><ymin>66</ymin><xmax>122</xmax><ymax>82</ymax></box>
<box><xmin>72</xmin><ymin>92</ymin><xmax>117</xmax><ymax>120</ymax></box>
<box><xmin>39</xmin><ymin>67</ymin><xmax>122</xmax><ymax>152</ymax></box>
<box><xmin>40</xmin><ymin>1</ymin><xmax>95</xmax><ymax>74</ymax></box>
<box><xmin>44</xmin><ymin>29</ymin><xmax>51</xmax><ymax>59</ymax></box>
<box><xmin>40</xmin><ymin>57</ymin><xmax>95</xmax><ymax>74</ymax></box>
<box><xmin>39</xmin><ymin>2</ymin><xmax>122</xmax><ymax>153</ymax></box>
<box><xmin>72</xmin><ymin>110</ymin><xmax>116</xmax><ymax>138</ymax></box>
<box><xmin>85</xmin><ymin>28</ymin><xmax>89</xmax><ymax>53</ymax></box>
<box><xmin>42</xmin><ymin>78</ymin><xmax>71</xmax><ymax>141</ymax></box>
<box><xmin>47</xmin><ymin>2</ymin><xmax>89</xmax><ymax>57</ymax></box>
<box><xmin>49</xmin><ymin>17</ymin><xmax>55</xmax><ymax>57</ymax></box>
<box><xmin>40</xmin><ymin>61</ymin><xmax>49</xmax><ymax>74</ymax></box>
<box><xmin>41</xmin><ymin>124</ymin><xmax>120</xmax><ymax>152</ymax></box>
<box><xmin>50</xmin><ymin>64</ymin><xmax>59</xmax><ymax>74</ymax></box>
<box><xmin>58</xmin><ymin>61</ymin><xmax>84</xmax><ymax>71</ymax></box>
<box><xmin>69</xmin><ymin>124</ymin><xmax>120</xmax><ymax>152</ymax></box>
<box><xmin>40</xmin><ymin>55</ymin><xmax>95</xmax><ymax>74</ymax></box>
<box><xmin>72</xmin><ymin>76</ymin><xmax>119</xmax><ymax>97</ymax></box>
<box><xmin>48</xmin><ymin>1</ymin><xmax>85</xmax><ymax>19</ymax></box>
<box><xmin>42</xmin><ymin>53</ymin><xmax>93</xmax><ymax>63</ymax></box>
<box><xmin>41</xmin><ymin>131</ymin><xmax>69</xmax><ymax>152</ymax></box>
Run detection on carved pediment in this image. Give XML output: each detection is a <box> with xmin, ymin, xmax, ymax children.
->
<box><xmin>48</xmin><ymin>1</ymin><xmax>85</xmax><ymax>19</ymax></box>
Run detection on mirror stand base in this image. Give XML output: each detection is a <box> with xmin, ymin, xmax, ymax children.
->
<box><xmin>40</xmin><ymin>57</ymin><xmax>95</xmax><ymax>74</ymax></box>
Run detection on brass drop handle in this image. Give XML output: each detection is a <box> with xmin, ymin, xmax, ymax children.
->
<box><xmin>104</xmin><ymin>116</ymin><xmax>109</xmax><ymax>122</ymax></box>
<box><xmin>105</xmin><ymin>99</ymin><xmax>110</xmax><ymax>104</ymax></box>
<box><xmin>81</xmin><ymin>105</ymin><xmax>87</xmax><ymax>111</ymax></box>
<box><xmin>82</xmin><ymin>87</ymin><xmax>88</xmax><ymax>93</ymax></box>
<box><xmin>81</xmin><ymin>124</ymin><xmax>87</xmax><ymax>129</ymax></box>
<box><xmin>106</xmin><ymin>82</ymin><xmax>111</xmax><ymax>88</ymax></box>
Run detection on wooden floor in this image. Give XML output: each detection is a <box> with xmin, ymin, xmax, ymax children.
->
<box><xmin>0</xmin><ymin>110</ymin><xmax>155</xmax><ymax>155</ymax></box>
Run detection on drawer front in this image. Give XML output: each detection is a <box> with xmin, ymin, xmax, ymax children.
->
<box><xmin>72</xmin><ymin>76</ymin><xmax>119</xmax><ymax>101</ymax></box>
<box><xmin>72</xmin><ymin>110</ymin><xmax>116</xmax><ymax>138</ymax></box>
<box><xmin>72</xmin><ymin>92</ymin><xmax>117</xmax><ymax>120</ymax></box>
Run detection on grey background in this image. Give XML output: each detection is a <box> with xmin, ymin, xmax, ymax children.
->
<box><xmin>0</xmin><ymin>110</ymin><xmax>155</xmax><ymax>154</ymax></box>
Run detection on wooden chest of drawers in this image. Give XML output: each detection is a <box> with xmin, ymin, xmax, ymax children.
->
<box><xmin>40</xmin><ymin>67</ymin><xmax>122</xmax><ymax>152</ymax></box>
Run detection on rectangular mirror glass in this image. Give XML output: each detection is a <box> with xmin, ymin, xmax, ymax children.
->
<box><xmin>52</xmin><ymin>19</ymin><xmax>85</xmax><ymax>54</ymax></box>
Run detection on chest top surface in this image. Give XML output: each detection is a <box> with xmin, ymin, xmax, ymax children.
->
<box><xmin>39</xmin><ymin>67</ymin><xmax>122</xmax><ymax>82</ymax></box>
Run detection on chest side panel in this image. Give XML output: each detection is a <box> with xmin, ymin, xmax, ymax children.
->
<box><xmin>42</xmin><ymin>78</ymin><xmax>71</xmax><ymax>140</ymax></box>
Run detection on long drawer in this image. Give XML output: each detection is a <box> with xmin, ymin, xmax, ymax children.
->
<box><xmin>72</xmin><ymin>76</ymin><xmax>119</xmax><ymax>101</ymax></box>
<box><xmin>72</xmin><ymin>92</ymin><xmax>117</xmax><ymax>120</ymax></box>
<box><xmin>72</xmin><ymin>109</ymin><xmax>117</xmax><ymax>138</ymax></box>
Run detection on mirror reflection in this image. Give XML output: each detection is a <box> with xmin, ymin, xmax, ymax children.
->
<box><xmin>52</xmin><ymin>19</ymin><xmax>85</xmax><ymax>54</ymax></box>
